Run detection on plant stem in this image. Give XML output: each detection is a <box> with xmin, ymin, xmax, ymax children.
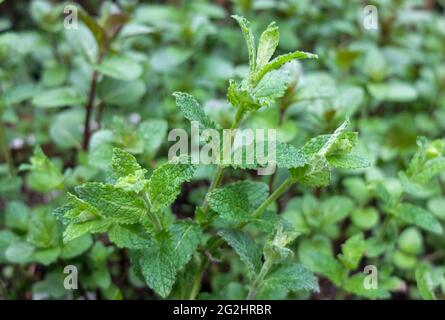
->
<box><xmin>189</xmin><ymin>258</ymin><xmax>209</xmax><ymax>300</ymax></box>
<box><xmin>81</xmin><ymin>19</ymin><xmax>128</xmax><ymax>150</ymax></box>
<box><xmin>268</xmin><ymin>172</ymin><xmax>276</xmax><ymax>193</ymax></box>
<box><xmin>267</xmin><ymin>85</ymin><xmax>295</xmax><ymax>193</ymax></box>
<box><xmin>250</xmin><ymin>177</ymin><xmax>293</xmax><ymax>219</ymax></box>
<box><xmin>142</xmin><ymin>193</ymin><xmax>163</xmax><ymax>233</ymax></box>
<box><xmin>201</xmin><ymin>165</ymin><xmax>224</xmax><ymax>213</ymax></box>
<box><xmin>95</xmin><ymin>101</ymin><xmax>105</xmax><ymax>129</ymax></box>
<box><xmin>200</xmin><ymin>108</ymin><xmax>245</xmax><ymax>213</ymax></box>
<box><xmin>82</xmin><ymin>32</ymin><xmax>112</xmax><ymax>151</ymax></box>
<box><xmin>191</xmin><ymin>108</ymin><xmax>245</xmax><ymax>297</ymax></box>
<box><xmin>0</xmin><ymin>114</ymin><xmax>15</xmax><ymax>177</ymax></box>
<box><xmin>82</xmin><ymin>68</ymin><xmax>100</xmax><ymax>150</ymax></box>
<box><xmin>246</xmin><ymin>259</ymin><xmax>273</xmax><ymax>300</ymax></box>
<box><xmin>150</xmin><ymin>210</ymin><xmax>163</xmax><ymax>234</ymax></box>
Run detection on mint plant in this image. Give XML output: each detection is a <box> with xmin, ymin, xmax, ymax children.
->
<box><xmin>50</xmin><ymin>15</ymin><xmax>370</xmax><ymax>300</ymax></box>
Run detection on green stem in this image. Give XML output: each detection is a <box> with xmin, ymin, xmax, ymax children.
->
<box><xmin>250</xmin><ymin>177</ymin><xmax>293</xmax><ymax>220</ymax></box>
<box><xmin>189</xmin><ymin>258</ymin><xmax>209</xmax><ymax>300</ymax></box>
<box><xmin>246</xmin><ymin>259</ymin><xmax>273</xmax><ymax>300</ymax></box>
<box><xmin>268</xmin><ymin>172</ymin><xmax>276</xmax><ymax>193</ymax></box>
<box><xmin>230</xmin><ymin>108</ymin><xmax>245</xmax><ymax>131</ymax></box>
<box><xmin>190</xmin><ymin>108</ymin><xmax>246</xmax><ymax>297</ymax></box>
<box><xmin>200</xmin><ymin>108</ymin><xmax>245</xmax><ymax>214</ymax></box>
<box><xmin>201</xmin><ymin>165</ymin><xmax>225</xmax><ymax>213</ymax></box>
<box><xmin>82</xmin><ymin>67</ymin><xmax>100</xmax><ymax>150</ymax></box>
<box><xmin>187</xmin><ymin>237</ymin><xmax>222</xmax><ymax>300</ymax></box>
<box><xmin>0</xmin><ymin>115</ymin><xmax>15</xmax><ymax>177</ymax></box>
<box><xmin>142</xmin><ymin>193</ymin><xmax>162</xmax><ymax>233</ymax></box>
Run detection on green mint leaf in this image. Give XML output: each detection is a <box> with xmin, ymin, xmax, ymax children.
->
<box><xmin>298</xmin><ymin>121</ymin><xmax>354</xmax><ymax>159</ymax></box>
<box><xmin>110</xmin><ymin>117</ymin><xmax>145</xmax><ymax>154</ymax></box>
<box><xmin>317</xmin><ymin>119</ymin><xmax>350</xmax><ymax>156</ymax></box>
<box><xmin>27</xmin><ymin>210</ymin><xmax>61</xmax><ymax>249</ymax></box>
<box><xmin>138</xmin><ymin>221</ymin><xmax>201</xmax><ymax>297</ymax></box>
<box><xmin>290</xmin><ymin>120</ymin><xmax>361</xmax><ymax>187</ymax></box>
<box><xmin>302</xmin><ymin>251</ymin><xmax>347</xmax><ymax>286</ymax></box>
<box><xmin>172</xmin><ymin>92</ymin><xmax>218</xmax><ymax>130</ymax></box>
<box><xmin>290</xmin><ymin>156</ymin><xmax>331</xmax><ymax>187</ymax></box>
<box><xmin>208</xmin><ymin>181</ymin><xmax>269</xmax><ymax>223</ymax></box>
<box><xmin>263</xmin><ymin>222</ymin><xmax>299</xmax><ymax>263</ymax></box>
<box><xmin>114</xmin><ymin>169</ymin><xmax>148</xmax><ymax>193</ymax></box>
<box><xmin>227</xmin><ymin>80</ymin><xmax>261</xmax><ymax>111</ymax></box>
<box><xmin>274</xmin><ymin>142</ymin><xmax>310</xmax><ymax>168</ymax></box>
<box><xmin>252</xmin><ymin>69</ymin><xmax>291</xmax><ymax>108</ymax></box>
<box><xmin>111</xmin><ymin>148</ymin><xmax>148</xmax><ymax>193</ymax></box>
<box><xmin>138</xmin><ymin>237</ymin><xmax>176</xmax><ymax>298</ymax></box>
<box><xmin>255</xmin><ymin>22</ymin><xmax>279</xmax><ymax>73</ymax></box>
<box><xmin>170</xmin><ymin>221</ymin><xmax>202</xmax><ymax>269</ymax></box>
<box><xmin>111</xmin><ymin>148</ymin><xmax>142</xmax><ymax>178</ymax></box>
<box><xmin>5</xmin><ymin>241</ymin><xmax>35</xmax><ymax>264</ymax></box>
<box><xmin>218</xmin><ymin>229</ymin><xmax>262</xmax><ymax>277</ymax></box>
<box><xmin>230</xmin><ymin>141</ymin><xmax>308</xmax><ymax>170</ymax></box>
<box><xmin>327</xmin><ymin>154</ymin><xmax>371</xmax><ymax>169</ymax></box>
<box><xmin>326</xmin><ymin>132</ymin><xmax>358</xmax><ymax>156</ymax></box>
<box><xmin>227</xmin><ymin>69</ymin><xmax>292</xmax><ymax>111</ymax></box>
<box><xmin>0</xmin><ymin>231</ymin><xmax>20</xmax><ymax>263</ymax></box>
<box><xmin>78</xmin><ymin>9</ymin><xmax>107</xmax><ymax>52</ymax></box>
<box><xmin>405</xmin><ymin>137</ymin><xmax>445</xmax><ymax>185</ymax></box>
<box><xmin>415</xmin><ymin>263</ymin><xmax>437</xmax><ymax>300</ymax></box>
<box><xmin>262</xmin><ymin>263</ymin><xmax>319</xmax><ymax>293</ymax></box>
<box><xmin>367</xmin><ymin>81</ymin><xmax>418</xmax><ymax>102</ymax></box>
<box><xmin>338</xmin><ymin>233</ymin><xmax>366</xmax><ymax>270</ymax></box>
<box><xmin>5</xmin><ymin>201</ymin><xmax>31</xmax><ymax>233</ymax></box>
<box><xmin>89</xmin><ymin>241</ymin><xmax>114</xmax><ymax>262</ymax></box>
<box><xmin>33</xmin><ymin>247</ymin><xmax>62</xmax><ymax>265</ymax></box>
<box><xmin>254</xmin><ymin>50</ymin><xmax>318</xmax><ymax>84</ymax></box>
<box><xmin>138</xmin><ymin>119</ymin><xmax>168</xmax><ymax>158</ymax></box>
<box><xmin>406</xmin><ymin>136</ymin><xmax>429</xmax><ymax>176</ymax></box>
<box><xmin>147</xmin><ymin>159</ymin><xmax>196</xmax><ymax>212</ymax></box>
<box><xmin>343</xmin><ymin>274</ymin><xmax>390</xmax><ymax>299</ymax></box>
<box><xmin>63</xmin><ymin>219</ymin><xmax>111</xmax><ymax>242</ymax></box>
<box><xmin>94</xmin><ymin>55</ymin><xmax>143</xmax><ymax>81</ymax></box>
<box><xmin>19</xmin><ymin>146</ymin><xmax>64</xmax><ymax>192</ymax></box>
<box><xmin>374</xmin><ymin>184</ymin><xmax>399</xmax><ymax>210</ymax></box>
<box><xmin>232</xmin><ymin>15</ymin><xmax>256</xmax><ymax>80</ymax></box>
<box><xmin>321</xmin><ymin>196</ymin><xmax>354</xmax><ymax>224</ymax></box>
<box><xmin>54</xmin><ymin>193</ymin><xmax>102</xmax><ymax>225</ymax></box>
<box><xmin>97</xmin><ymin>78</ymin><xmax>146</xmax><ymax>106</ymax></box>
<box><xmin>399</xmin><ymin>139</ymin><xmax>445</xmax><ymax>196</ymax></box>
<box><xmin>398</xmin><ymin>172</ymin><xmax>435</xmax><ymax>198</ymax></box>
<box><xmin>32</xmin><ymin>87</ymin><xmax>86</xmax><ymax>109</ymax></box>
<box><xmin>108</xmin><ymin>224</ymin><xmax>154</xmax><ymax>249</ymax></box>
<box><xmin>251</xmin><ymin>210</ymin><xmax>282</xmax><ymax>233</ymax></box>
<box><xmin>75</xmin><ymin>182</ymin><xmax>146</xmax><ymax>224</ymax></box>
<box><xmin>410</xmin><ymin>157</ymin><xmax>445</xmax><ymax>185</ymax></box>
<box><xmin>60</xmin><ymin>234</ymin><xmax>93</xmax><ymax>259</ymax></box>
<box><xmin>396</xmin><ymin>203</ymin><xmax>443</xmax><ymax>234</ymax></box>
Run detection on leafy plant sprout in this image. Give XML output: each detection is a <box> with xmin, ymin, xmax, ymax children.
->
<box><xmin>51</xmin><ymin>15</ymin><xmax>373</xmax><ymax>300</ymax></box>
